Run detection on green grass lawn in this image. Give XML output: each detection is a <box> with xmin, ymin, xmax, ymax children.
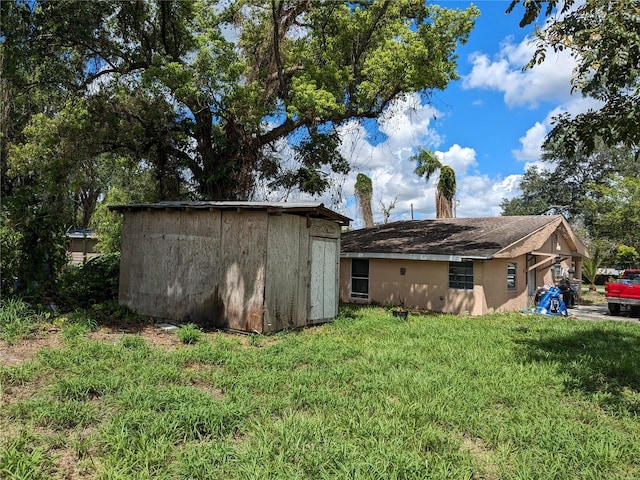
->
<box><xmin>1</xmin><ymin>307</ymin><xmax>639</xmax><ymax>479</ymax></box>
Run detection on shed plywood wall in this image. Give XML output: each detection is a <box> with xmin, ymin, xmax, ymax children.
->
<box><xmin>264</xmin><ymin>214</ymin><xmax>307</xmax><ymax>332</ymax></box>
<box><xmin>120</xmin><ymin>209</ymin><xmax>341</xmax><ymax>331</ymax></box>
<box><xmin>219</xmin><ymin>211</ymin><xmax>268</xmax><ymax>332</ymax></box>
<box><xmin>119</xmin><ymin>210</ymin><xmax>222</xmax><ymax>322</ymax></box>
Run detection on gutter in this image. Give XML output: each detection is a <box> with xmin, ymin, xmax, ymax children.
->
<box><xmin>340</xmin><ymin>252</ymin><xmax>492</xmax><ymax>262</ymax></box>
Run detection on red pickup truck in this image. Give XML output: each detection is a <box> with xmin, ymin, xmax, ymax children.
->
<box><xmin>605</xmin><ymin>269</ymin><xmax>640</xmax><ymax>316</ymax></box>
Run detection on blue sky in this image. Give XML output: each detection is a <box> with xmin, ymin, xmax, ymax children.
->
<box><xmin>292</xmin><ymin>0</ymin><xmax>600</xmax><ymax>227</ymax></box>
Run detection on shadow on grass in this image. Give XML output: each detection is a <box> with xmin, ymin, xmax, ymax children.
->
<box><xmin>516</xmin><ymin>325</ymin><xmax>640</xmax><ymax>415</ymax></box>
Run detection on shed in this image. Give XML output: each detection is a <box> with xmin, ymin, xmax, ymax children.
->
<box><xmin>66</xmin><ymin>229</ymin><xmax>99</xmax><ymax>265</ymax></box>
<box><xmin>109</xmin><ymin>201</ymin><xmax>350</xmax><ymax>333</ymax></box>
<box><xmin>340</xmin><ymin>215</ymin><xmax>588</xmax><ymax>315</ymax></box>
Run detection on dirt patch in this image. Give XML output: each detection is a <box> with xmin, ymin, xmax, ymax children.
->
<box><xmin>0</xmin><ymin>324</ymin><xmax>181</xmax><ymax>367</ymax></box>
<box><xmin>87</xmin><ymin>324</ymin><xmax>180</xmax><ymax>350</ymax></box>
<box><xmin>0</xmin><ymin>329</ymin><xmax>64</xmax><ymax>367</ymax></box>
<box><xmin>461</xmin><ymin>434</ymin><xmax>499</xmax><ymax>480</ymax></box>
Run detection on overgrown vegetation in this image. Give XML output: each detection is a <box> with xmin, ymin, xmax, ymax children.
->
<box><xmin>56</xmin><ymin>253</ymin><xmax>121</xmax><ymax>310</ymax></box>
<box><xmin>0</xmin><ymin>298</ymin><xmax>36</xmax><ymax>344</ymax></box>
<box><xmin>1</xmin><ymin>307</ymin><xmax>639</xmax><ymax>479</ymax></box>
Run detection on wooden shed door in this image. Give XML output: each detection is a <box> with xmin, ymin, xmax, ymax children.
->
<box><xmin>309</xmin><ymin>237</ymin><xmax>338</xmax><ymax>321</ymax></box>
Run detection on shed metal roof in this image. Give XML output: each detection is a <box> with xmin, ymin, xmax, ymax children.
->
<box><xmin>341</xmin><ymin>215</ymin><xmax>567</xmax><ymax>260</ymax></box>
<box><xmin>109</xmin><ymin>201</ymin><xmax>351</xmax><ymax>226</ymax></box>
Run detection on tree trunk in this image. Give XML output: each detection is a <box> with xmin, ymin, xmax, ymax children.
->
<box><xmin>436</xmin><ymin>192</ymin><xmax>453</xmax><ymax>218</ymax></box>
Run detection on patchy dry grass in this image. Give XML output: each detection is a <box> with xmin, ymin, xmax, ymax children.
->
<box><xmin>1</xmin><ymin>307</ymin><xmax>639</xmax><ymax>479</ymax></box>
<box><xmin>581</xmin><ymin>288</ymin><xmax>608</xmax><ymax>305</ymax></box>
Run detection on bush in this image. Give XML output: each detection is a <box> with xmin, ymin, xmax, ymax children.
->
<box><xmin>57</xmin><ymin>252</ymin><xmax>121</xmax><ymax>309</ymax></box>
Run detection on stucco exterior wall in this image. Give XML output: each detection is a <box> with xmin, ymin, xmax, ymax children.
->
<box><xmin>481</xmin><ymin>256</ymin><xmax>528</xmax><ymax>313</ymax></box>
<box><xmin>340</xmin><ymin>258</ymin><xmax>510</xmax><ymax>315</ymax></box>
<box><xmin>340</xmin><ymin>255</ymin><xmax>538</xmax><ymax>315</ymax></box>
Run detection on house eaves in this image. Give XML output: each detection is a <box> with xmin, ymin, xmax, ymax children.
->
<box><xmin>341</xmin><ymin>252</ymin><xmax>492</xmax><ymax>262</ymax></box>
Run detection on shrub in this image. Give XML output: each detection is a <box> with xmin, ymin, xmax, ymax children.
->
<box><xmin>57</xmin><ymin>252</ymin><xmax>121</xmax><ymax>309</ymax></box>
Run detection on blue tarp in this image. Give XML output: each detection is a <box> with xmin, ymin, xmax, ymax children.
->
<box><xmin>535</xmin><ymin>286</ymin><xmax>568</xmax><ymax>316</ymax></box>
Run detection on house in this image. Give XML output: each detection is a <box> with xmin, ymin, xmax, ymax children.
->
<box><xmin>109</xmin><ymin>201</ymin><xmax>350</xmax><ymax>333</ymax></box>
<box><xmin>339</xmin><ymin>215</ymin><xmax>588</xmax><ymax>315</ymax></box>
<box><xmin>66</xmin><ymin>229</ymin><xmax>99</xmax><ymax>265</ymax></box>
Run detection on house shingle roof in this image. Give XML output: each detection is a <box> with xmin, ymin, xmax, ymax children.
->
<box><xmin>341</xmin><ymin>215</ymin><xmax>562</xmax><ymax>259</ymax></box>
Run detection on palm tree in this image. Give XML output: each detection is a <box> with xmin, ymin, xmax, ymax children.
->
<box><xmin>354</xmin><ymin>173</ymin><xmax>374</xmax><ymax>228</ymax></box>
<box><xmin>411</xmin><ymin>148</ymin><xmax>456</xmax><ymax>218</ymax></box>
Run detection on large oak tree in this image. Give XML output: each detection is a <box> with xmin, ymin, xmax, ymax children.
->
<box><xmin>4</xmin><ymin>0</ymin><xmax>479</xmax><ymax>200</ymax></box>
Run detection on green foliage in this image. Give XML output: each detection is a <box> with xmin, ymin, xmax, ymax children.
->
<box><xmin>412</xmin><ymin>147</ymin><xmax>457</xmax><ymax>218</ymax></box>
<box><xmin>59</xmin><ymin>311</ymin><xmax>98</xmax><ymax>343</ymax></box>
<box><xmin>354</xmin><ymin>173</ymin><xmax>373</xmax><ymax>196</ymax></box>
<box><xmin>583</xmin><ymin>175</ymin><xmax>640</xmax><ymax>253</ymax></box>
<box><xmin>0</xmin><ymin>431</ymin><xmax>51</xmax><ymax>480</ymax></box>
<box><xmin>4</xmin><ymin>0</ymin><xmax>478</xmax><ymax>202</ymax></box>
<box><xmin>0</xmin><ymin>218</ymin><xmax>23</xmax><ymax>296</ymax></box>
<box><xmin>56</xmin><ymin>253</ymin><xmax>121</xmax><ymax>310</ymax></box>
<box><xmin>615</xmin><ymin>245</ymin><xmax>640</xmax><ymax>270</ymax></box>
<box><xmin>0</xmin><ymin>298</ymin><xmax>36</xmax><ymax>344</ymax></box>
<box><xmin>508</xmin><ymin>0</ymin><xmax>640</xmax><ymax>154</ymax></box>
<box><xmin>2</xmin><ymin>0</ymin><xmax>478</xmax><ymax>300</ymax></box>
<box><xmin>502</xmin><ymin>142</ymin><xmax>640</xmax><ymax>256</ymax></box>
<box><xmin>0</xmin><ymin>189</ymin><xmax>70</xmax><ymax>300</ymax></box>
<box><xmin>1</xmin><ymin>309</ymin><xmax>640</xmax><ymax>477</ymax></box>
<box><xmin>8</xmin><ymin>399</ymin><xmax>97</xmax><ymax>430</ymax></box>
<box><xmin>176</xmin><ymin>323</ymin><xmax>203</xmax><ymax>345</ymax></box>
<box><xmin>582</xmin><ymin>249</ymin><xmax>604</xmax><ymax>291</ymax></box>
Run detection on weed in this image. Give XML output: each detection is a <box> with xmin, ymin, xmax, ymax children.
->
<box><xmin>8</xmin><ymin>398</ymin><xmax>97</xmax><ymax>430</ymax></box>
<box><xmin>119</xmin><ymin>334</ymin><xmax>148</xmax><ymax>350</ymax></box>
<box><xmin>0</xmin><ymin>431</ymin><xmax>51</xmax><ymax>479</ymax></box>
<box><xmin>0</xmin><ymin>298</ymin><xmax>35</xmax><ymax>344</ymax></box>
<box><xmin>176</xmin><ymin>323</ymin><xmax>202</xmax><ymax>344</ymax></box>
<box><xmin>56</xmin><ymin>253</ymin><xmax>120</xmax><ymax>310</ymax></box>
<box><xmin>59</xmin><ymin>310</ymin><xmax>97</xmax><ymax>343</ymax></box>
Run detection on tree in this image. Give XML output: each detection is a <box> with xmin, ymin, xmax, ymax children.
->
<box><xmin>354</xmin><ymin>173</ymin><xmax>374</xmax><ymax>228</ymax></box>
<box><xmin>500</xmin><ymin>166</ymin><xmax>559</xmax><ymax>217</ymax></box>
<box><xmin>507</xmin><ymin>0</ymin><xmax>640</xmax><ymax>155</ymax></box>
<box><xmin>379</xmin><ymin>196</ymin><xmax>398</xmax><ymax>224</ymax></box>
<box><xmin>1</xmin><ymin>0</ymin><xmax>479</xmax><ymax>297</ymax></box>
<box><xmin>501</xmin><ymin>141</ymin><xmax>640</xmax><ymax>244</ymax></box>
<box><xmin>5</xmin><ymin>0</ymin><xmax>479</xmax><ymax>201</ymax></box>
<box><xmin>615</xmin><ymin>245</ymin><xmax>640</xmax><ymax>270</ymax></box>
<box><xmin>583</xmin><ymin>175</ymin><xmax>640</xmax><ymax>254</ymax></box>
<box><xmin>581</xmin><ymin>248</ymin><xmax>603</xmax><ymax>293</ymax></box>
<box><xmin>411</xmin><ymin>148</ymin><xmax>456</xmax><ymax>218</ymax></box>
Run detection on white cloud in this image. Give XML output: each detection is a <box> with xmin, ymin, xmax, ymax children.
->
<box><xmin>463</xmin><ymin>36</ymin><xmax>577</xmax><ymax>108</ymax></box>
<box><xmin>512</xmin><ymin>121</ymin><xmax>548</xmax><ymax>161</ymax></box>
<box><xmin>511</xmin><ymin>96</ymin><xmax>604</xmax><ymax>161</ymax></box>
<box><xmin>332</xmin><ymin>118</ymin><xmax>513</xmax><ymax>225</ymax></box>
